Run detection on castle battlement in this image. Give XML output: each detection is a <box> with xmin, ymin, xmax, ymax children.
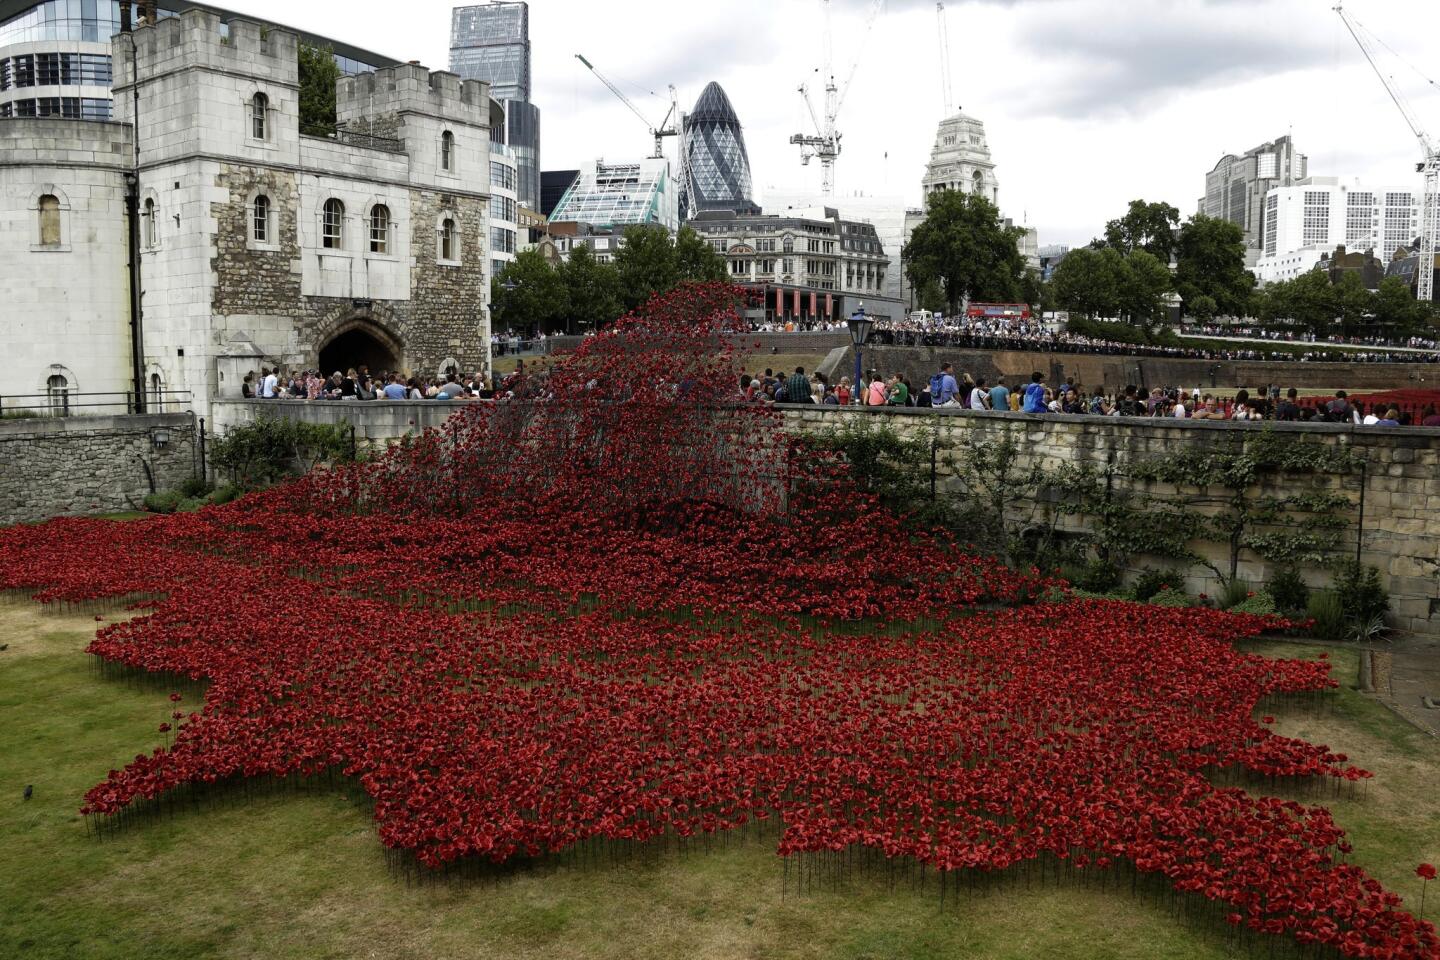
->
<box><xmin>337</xmin><ymin>64</ymin><xmax>490</xmax><ymax>131</ymax></box>
<box><xmin>114</xmin><ymin>9</ymin><xmax>298</xmax><ymax>90</ymax></box>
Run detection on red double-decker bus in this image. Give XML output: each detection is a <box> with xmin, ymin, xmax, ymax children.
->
<box><xmin>965</xmin><ymin>302</ymin><xmax>1032</xmax><ymax>321</ymax></box>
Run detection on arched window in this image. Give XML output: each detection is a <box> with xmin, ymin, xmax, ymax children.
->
<box><xmin>149</xmin><ymin>372</ymin><xmax>164</xmax><ymax>411</ymax></box>
<box><xmin>439</xmin><ymin>217</ymin><xmax>457</xmax><ymax>261</ymax></box>
<box><xmin>46</xmin><ymin>373</ymin><xmax>69</xmax><ymax>415</ymax></box>
<box><xmin>972</xmin><ymin>170</ymin><xmax>984</xmax><ymax>193</ymax></box>
<box><xmin>143</xmin><ymin>197</ymin><xmax>157</xmax><ymax>248</ymax></box>
<box><xmin>38</xmin><ymin>194</ymin><xmax>61</xmax><ymax>246</ymax></box>
<box><xmin>782</xmin><ymin>234</ymin><xmax>794</xmax><ymax>254</ymax></box>
<box><xmin>322</xmin><ymin>198</ymin><xmax>344</xmax><ymax>249</ymax></box>
<box><xmin>369</xmin><ymin>204</ymin><xmax>389</xmax><ymax>254</ymax></box>
<box><xmin>251</xmin><ymin>92</ymin><xmax>268</xmax><ymax>140</ymax></box>
<box><xmin>440</xmin><ymin>130</ymin><xmax>454</xmax><ymax>172</ymax></box>
<box><xmin>253</xmin><ymin>195</ymin><xmax>270</xmax><ymax>243</ymax></box>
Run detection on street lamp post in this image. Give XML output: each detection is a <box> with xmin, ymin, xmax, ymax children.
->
<box><xmin>847</xmin><ymin>302</ymin><xmax>874</xmax><ymax>405</ymax></box>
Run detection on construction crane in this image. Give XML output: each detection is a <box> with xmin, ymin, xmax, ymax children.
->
<box><xmin>790</xmin><ymin>0</ymin><xmax>885</xmax><ymax>196</ymax></box>
<box><xmin>937</xmin><ymin>2</ymin><xmax>954</xmax><ymax>116</ymax></box>
<box><xmin>575</xmin><ymin>54</ymin><xmax>679</xmax><ymax>161</ymax></box>
<box><xmin>1334</xmin><ymin>3</ymin><xmax>1439</xmax><ymax>302</ymax></box>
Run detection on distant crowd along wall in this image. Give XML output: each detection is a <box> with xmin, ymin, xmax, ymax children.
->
<box><xmin>779</xmin><ymin>406</ymin><xmax>1440</xmax><ymax>638</ymax></box>
<box><xmin>816</xmin><ymin>345</ymin><xmax>1437</xmax><ymax>394</ymax></box>
<box><xmin>0</xmin><ymin>414</ymin><xmax>198</xmax><ymax>525</ymax></box>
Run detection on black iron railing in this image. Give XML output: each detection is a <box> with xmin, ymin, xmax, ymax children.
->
<box><xmin>0</xmin><ymin>390</ymin><xmax>193</xmax><ymax>418</ymax></box>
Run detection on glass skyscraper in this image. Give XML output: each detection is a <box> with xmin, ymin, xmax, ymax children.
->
<box><xmin>681</xmin><ymin>82</ymin><xmax>756</xmax><ymax>219</ymax></box>
<box><xmin>450</xmin><ymin>2</ymin><xmax>539</xmax><ymax>211</ymax></box>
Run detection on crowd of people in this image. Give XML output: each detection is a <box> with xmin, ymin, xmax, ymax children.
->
<box><xmin>743</xmin><ymin>364</ymin><xmax>1440</xmax><ymax>429</ymax></box>
<box><xmin>1181</xmin><ymin>324</ymin><xmax>1439</xmax><ymax>352</ymax></box>
<box><xmin>239</xmin><ymin>365</ymin><xmax>525</xmax><ymax>402</ymax></box>
<box><xmin>869</xmin><ymin>315</ymin><xmax>1440</xmax><ymax>364</ymax></box>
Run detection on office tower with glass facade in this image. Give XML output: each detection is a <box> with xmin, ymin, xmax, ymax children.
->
<box><xmin>681</xmin><ymin>81</ymin><xmax>756</xmax><ymax>219</ymax></box>
<box><xmin>549</xmin><ymin>158</ymin><xmax>678</xmax><ymax>232</ymax></box>
<box><xmin>0</xmin><ymin>1</ymin><xmax>390</xmax><ymax>121</ymax></box>
<box><xmin>450</xmin><ymin>2</ymin><xmax>539</xmax><ymax>210</ymax></box>
<box><xmin>1199</xmin><ymin>134</ymin><xmax>1307</xmax><ymax>267</ymax></box>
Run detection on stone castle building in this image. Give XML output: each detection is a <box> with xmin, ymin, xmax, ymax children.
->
<box><xmin>1</xmin><ymin>9</ymin><xmax>498</xmax><ymax>420</ymax></box>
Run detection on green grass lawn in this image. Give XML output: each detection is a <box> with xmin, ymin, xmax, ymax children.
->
<box><xmin>2</xmin><ymin>601</ymin><xmax>1435</xmax><ymax>960</ymax></box>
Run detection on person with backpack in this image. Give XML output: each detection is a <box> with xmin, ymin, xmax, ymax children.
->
<box><xmin>929</xmin><ymin>363</ymin><xmax>960</xmax><ymax>407</ymax></box>
<box><xmin>1022</xmin><ymin>372</ymin><xmax>1048</xmax><ymax>413</ymax></box>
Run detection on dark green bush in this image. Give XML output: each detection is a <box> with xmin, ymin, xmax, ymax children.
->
<box><xmin>177</xmin><ymin>497</ymin><xmax>206</xmax><ymax>513</ymax></box>
<box><xmin>1333</xmin><ymin>563</ymin><xmax>1389</xmax><ymax>624</ymax></box>
<box><xmin>208</xmin><ymin>484</ymin><xmax>241</xmax><ymax>506</ymax></box>
<box><xmin>1267</xmin><ymin>567</ymin><xmax>1310</xmax><ymax>614</ymax></box>
<box><xmin>1130</xmin><ymin>568</ymin><xmax>1181</xmax><ymax>602</ymax></box>
<box><xmin>142</xmin><ymin>491</ymin><xmax>184</xmax><ymax>514</ymax></box>
<box><xmin>1307</xmin><ymin>591</ymin><xmax>1347</xmax><ymax>642</ymax></box>
<box><xmin>1076</xmin><ymin>557</ymin><xmax>1123</xmax><ymax>593</ymax></box>
<box><xmin>1228</xmin><ymin>591</ymin><xmax>1277</xmax><ymax>616</ymax></box>
<box><xmin>179</xmin><ymin>475</ymin><xmax>212</xmax><ymax>499</ymax></box>
<box><xmin>210</xmin><ymin>414</ymin><xmax>354</xmax><ymax>488</ymax></box>
<box><xmin>1219</xmin><ymin>578</ymin><xmax>1254</xmax><ymax>610</ymax></box>
<box><xmin>1150</xmin><ymin>587</ymin><xmax>1194</xmax><ymax>608</ymax></box>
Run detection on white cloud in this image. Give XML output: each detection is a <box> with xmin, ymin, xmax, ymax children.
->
<box><xmin>233</xmin><ymin>0</ymin><xmax>1440</xmax><ymax>247</ymax></box>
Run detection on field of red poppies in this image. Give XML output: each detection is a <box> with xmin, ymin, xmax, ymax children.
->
<box><xmin>2</xmin><ymin>284</ymin><xmax>1435</xmax><ymax>959</ymax></box>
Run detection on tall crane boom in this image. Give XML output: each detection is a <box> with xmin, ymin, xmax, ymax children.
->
<box><xmin>575</xmin><ymin>54</ymin><xmax>677</xmax><ymax>161</ymax></box>
<box><xmin>1334</xmin><ymin>3</ymin><xmax>1438</xmax><ymax>302</ymax></box>
<box><xmin>937</xmin><ymin>2</ymin><xmax>953</xmax><ymax>116</ymax></box>
<box><xmin>790</xmin><ymin>0</ymin><xmax>884</xmax><ymax>196</ymax></box>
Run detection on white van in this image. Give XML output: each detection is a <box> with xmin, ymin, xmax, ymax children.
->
<box><xmin>907</xmin><ymin>310</ymin><xmax>934</xmax><ymax>324</ymax></box>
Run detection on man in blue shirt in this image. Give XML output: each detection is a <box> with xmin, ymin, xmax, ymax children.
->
<box><xmin>1022</xmin><ymin>372</ymin><xmax>1048</xmax><ymax>413</ymax></box>
<box><xmin>931</xmin><ymin>363</ymin><xmax>960</xmax><ymax>407</ymax></box>
<box><xmin>382</xmin><ymin>374</ymin><xmax>408</xmax><ymax>400</ymax></box>
<box><xmin>989</xmin><ymin>376</ymin><xmax>1010</xmax><ymax>413</ymax></box>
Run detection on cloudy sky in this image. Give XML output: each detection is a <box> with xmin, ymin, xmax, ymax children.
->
<box><xmin>239</xmin><ymin>0</ymin><xmax>1440</xmax><ymax>247</ymax></box>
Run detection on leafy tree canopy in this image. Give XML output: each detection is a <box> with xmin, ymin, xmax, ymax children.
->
<box><xmin>1102</xmin><ymin>199</ymin><xmax>1181</xmax><ymax>264</ymax></box>
<box><xmin>1174</xmin><ymin>214</ymin><xmax>1254</xmax><ymax>318</ymax></box>
<box><xmin>297</xmin><ymin>43</ymin><xmax>340</xmax><ymax>137</ymax></box>
<box><xmin>902</xmin><ymin>191</ymin><xmax>1027</xmax><ymax>313</ymax></box>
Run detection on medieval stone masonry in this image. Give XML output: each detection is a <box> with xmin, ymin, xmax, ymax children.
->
<box><xmin>0</xmin><ymin>9</ymin><xmax>497</xmax><ymax>422</ymax></box>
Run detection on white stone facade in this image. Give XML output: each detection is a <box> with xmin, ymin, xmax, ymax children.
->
<box><xmin>919</xmin><ymin>112</ymin><xmax>999</xmax><ymax>211</ymax></box>
<box><xmin>1256</xmin><ymin>176</ymin><xmax>1425</xmax><ymax>272</ymax></box>
<box><xmin>0</xmin><ymin>117</ymin><xmax>133</xmax><ymax>413</ymax></box>
<box><xmin>1</xmin><ymin>9</ymin><xmax>497</xmax><ymax>420</ymax></box>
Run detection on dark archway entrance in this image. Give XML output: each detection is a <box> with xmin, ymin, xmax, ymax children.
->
<box><xmin>318</xmin><ymin>322</ymin><xmax>402</xmax><ymax>376</ymax></box>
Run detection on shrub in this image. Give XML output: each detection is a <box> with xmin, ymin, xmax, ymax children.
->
<box><xmin>179</xmin><ymin>475</ymin><xmax>212</xmax><ymax>499</ymax></box>
<box><xmin>177</xmin><ymin>497</ymin><xmax>206</xmax><ymax>513</ymax></box>
<box><xmin>1228</xmin><ymin>591</ymin><xmax>1277</xmax><ymax>617</ymax></box>
<box><xmin>1268</xmin><ymin>567</ymin><xmax>1310</xmax><ymax>614</ymax></box>
<box><xmin>210</xmin><ymin>414</ymin><xmax>354</xmax><ymax>488</ymax></box>
<box><xmin>1307</xmin><ymin>591</ymin><xmax>1347</xmax><ymax>643</ymax></box>
<box><xmin>1150</xmin><ymin>587</ymin><xmax>1194</xmax><ymax>607</ymax></box>
<box><xmin>1074</xmin><ymin>556</ymin><xmax>1122</xmax><ymax>593</ymax></box>
<box><xmin>1131</xmin><ymin>568</ymin><xmax>1181</xmax><ymax>602</ymax></box>
<box><xmin>1333</xmin><ymin>562</ymin><xmax>1389</xmax><ymax>624</ymax></box>
<box><xmin>142</xmin><ymin>491</ymin><xmax>184</xmax><ymax>514</ymax></box>
<box><xmin>1219</xmin><ymin>578</ymin><xmax>1254</xmax><ymax>610</ymax></box>
<box><xmin>208</xmin><ymin>484</ymin><xmax>241</xmax><ymax>506</ymax></box>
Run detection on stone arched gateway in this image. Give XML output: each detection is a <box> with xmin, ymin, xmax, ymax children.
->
<box><xmin>315</xmin><ymin>313</ymin><xmax>405</xmax><ymax>377</ymax></box>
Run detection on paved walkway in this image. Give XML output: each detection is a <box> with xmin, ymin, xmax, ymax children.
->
<box><xmin>1378</xmin><ymin>637</ymin><xmax>1440</xmax><ymax>737</ymax></box>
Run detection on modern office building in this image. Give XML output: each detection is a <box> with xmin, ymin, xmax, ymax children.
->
<box><xmin>540</xmin><ymin>168</ymin><xmax>578</xmax><ymax>218</ymax></box>
<box><xmin>681</xmin><ymin>81</ymin><xmax>757</xmax><ymax>218</ymax></box>
<box><xmin>2</xmin><ymin>10</ymin><xmax>497</xmax><ymax>420</ymax></box>
<box><xmin>548</xmin><ymin>158</ymin><xmax>679</xmax><ymax>233</ymax></box>
<box><xmin>450</xmin><ymin>2</ymin><xmax>539</xmax><ymax>210</ymax></box>
<box><xmin>687</xmin><ymin>206</ymin><xmax>901</xmax><ymax>324</ymax></box>
<box><xmin>1198</xmin><ymin>134</ymin><xmax>1307</xmax><ymax>266</ymax></box>
<box><xmin>1253</xmin><ymin>177</ymin><xmax>1423</xmax><ymax>284</ymax></box>
<box><xmin>0</xmin><ymin>0</ymin><xmax>392</xmax><ymax>121</ymax></box>
<box><xmin>488</xmin><ymin>144</ymin><xmax>519</xmax><ymax>279</ymax></box>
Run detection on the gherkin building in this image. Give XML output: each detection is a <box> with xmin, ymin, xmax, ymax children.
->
<box><xmin>682</xmin><ymin>82</ymin><xmax>759</xmax><ymax>219</ymax></box>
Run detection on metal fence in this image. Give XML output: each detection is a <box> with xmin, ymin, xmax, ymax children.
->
<box><xmin>0</xmin><ymin>390</ymin><xmax>193</xmax><ymax>418</ymax></box>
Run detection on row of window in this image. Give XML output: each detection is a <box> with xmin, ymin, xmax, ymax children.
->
<box><xmin>490</xmin><ymin>160</ymin><xmax>516</xmax><ymax>192</ymax></box>
<box><xmin>135</xmin><ymin>193</ymin><xmax>467</xmax><ymax>263</ymax></box>
<box><xmin>0</xmin><ymin>52</ymin><xmax>111</xmax><ymax>90</ymax></box>
<box><xmin>0</xmin><ymin>96</ymin><xmax>110</xmax><ymax>118</ymax></box>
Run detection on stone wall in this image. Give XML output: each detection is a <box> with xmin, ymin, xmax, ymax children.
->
<box><xmin>780</xmin><ymin>406</ymin><xmax>1440</xmax><ymax>636</ymax></box>
<box><xmin>210</xmin><ymin>399</ymin><xmax>455</xmax><ymax>455</ymax></box>
<box><xmin>212</xmin><ymin>163</ymin><xmax>302</xmax><ymax>315</ymax></box>
<box><xmin>0</xmin><ymin>413</ymin><xmax>198</xmax><ymax>525</ymax></box>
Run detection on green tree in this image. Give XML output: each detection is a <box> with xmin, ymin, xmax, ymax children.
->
<box><xmin>297</xmin><ymin>43</ymin><xmax>341</xmax><ymax>137</ymax></box>
<box><xmin>492</xmin><ymin>249</ymin><xmax>567</xmax><ymax>335</ymax></box>
<box><xmin>1049</xmin><ymin>246</ymin><xmax>1124</xmax><ymax>320</ymax></box>
<box><xmin>1174</xmin><ymin>214</ymin><xmax>1254</xmax><ymax>318</ymax></box>
<box><xmin>1103</xmin><ymin>199</ymin><xmax>1181</xmax><ymax>263</ymax></box>
<box><xmin>1189</xmin><ymin>294</ymin><xmax>1219</xmax><ymax>323</ymax></box>
<box><xmin>561</xmin><ymin>242</ymin><xmax>623</xmax><ymax>334</ymax></box>
<box><xmin>1332</xmin><ymin>271</ymin><xmax>1373</xmax><ymax>338</ymax></box>
<box><xmin>1265</xmin><ymin>271</ymin><xmax>1337</xmax><ymax>338</ymax></box>
<box><xmin>1373</xmin><ymin>275</ymin><xmax>1431</xmax><ymax>336</ymax></box>
<box><xmin>1119</xmin><ymin>249</ymin><xmax>1174</xmax><ymax>327</ymax></box>
<box><xmin>674</xmin><ymin>225</ymin><xmax>727</xmax><ymax>284</ymax></box>
<box><xmin>902</xmin><ymin>191</ymin><xmax>1026</xmax><ymax>313</ymax></box>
